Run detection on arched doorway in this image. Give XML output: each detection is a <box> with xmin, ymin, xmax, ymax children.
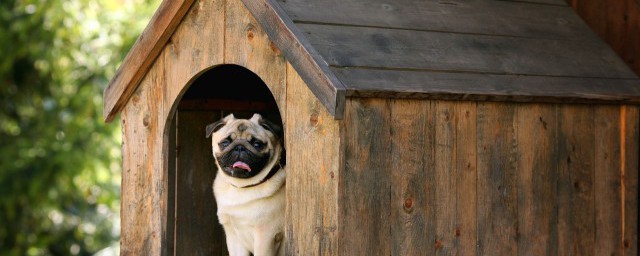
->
<box><xmin>166</xmin><ymin>65</ymin><xmax>282</xmax><ymax>255</ymax></box>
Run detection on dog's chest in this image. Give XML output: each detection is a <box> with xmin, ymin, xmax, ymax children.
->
<box><xmin>217</xmin><ymin>187</ymin><xmax>285</xmax><ymax>225</ymax></box>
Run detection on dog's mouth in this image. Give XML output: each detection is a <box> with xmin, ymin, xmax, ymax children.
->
<box><xmin>232</xmin><ymin>161</ymin><xmax>252</xmax><ymax>172</ymax></box>
<box><xmin>221</xmin><ymin>160</ymin><xmax>262</xmax><ymax>179</ymax></box>
<box><xmin>217</xmin><ymin>150</ymin><xmax>270</xmax><ymax>179</ymax></box>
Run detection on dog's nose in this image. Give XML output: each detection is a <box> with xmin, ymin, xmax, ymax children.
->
<box><xmin>233</xmin><ymin>145</ymin><xmax>247</xmax><ymax>152</ymax></box>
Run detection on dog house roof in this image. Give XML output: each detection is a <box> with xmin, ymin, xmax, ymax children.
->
<box><xmin>104</xmin><ymin>0</ymin><xmax>640</xmax><ymax>121</ymax></box>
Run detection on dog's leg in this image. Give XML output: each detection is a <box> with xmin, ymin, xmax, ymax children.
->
<box><xmin>223</xmin><ymin>227</ymin><xmax>251</xmax><ymax>256</ymax></box>
<box><xmin>253</xmin><ymin>229</ymin><xmax>284</xmax><ymax>256</ymax></box>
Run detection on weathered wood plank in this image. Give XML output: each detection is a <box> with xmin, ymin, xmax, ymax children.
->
<box><xmin>389</xmin><ymin>99</ymin><xmax>435</xmax><ymax>255</ymax></box>
<box><xmin>162</xmin><ymin>0</ymin><xmax>225</xmax><ymax>114</ymax></box>
<box><xmin>557</xmin><ymin>105</ymin><xmax>595</xmax><ymax>256</ymax></box>
<box><xmin>104</xmin><ymin>0</ymin><xmax>195</xmax><ymax>122</ymax></box>
<box><xmin>434</xmin><ymin>101</ymin><xmax>477</xmax><ymax>255</ymax></box>
<box><xmin>504</xmin><ymin>0</ymin><xmax>567</xmax><ymax>5</ymax></box>
<box><xmin>604</xmin><ymin>0</ymin><xmax>626</xmax><ymax>54</ymax></box>
<box><xmin>452</xmin><ymin>102</ymin><xmax>478</xmax><ymax>255</ymax></box>
<box><xmin>279</xmin><ymin>0</ymin><xmax>581</xmax><ymax>40</ymax></box>
<box><xmin>516</xmin><ymin>104</ymin><xmax>558</xmax><ymax>255</ymax></box>
<box><xmin>301</xmin><ymin>23</ymin><xmax>635</xmax><ymax>79</ymax></box>
<box><xmin>285</xmin><ymin>63</ymin><xmax>340</xmax><ymax>256</ymax></box>
<box><xmin>476</xmin><ymin>102</ymin><xmax>518</xmax><ymax>255</ymax></box>
<box><xmin>332</xmin><ymin>67</ymin><xmax>640</xmax><ymax>105</ymax></box>
<box><xmin>174</xmin><ymin>111</ymin><xmax>226</xmax><ymax>255</ymax></box>
<box><xmin>225</xmin><ymin>0</ymin><xmax>287</xmax><ymax>121</ymax></box>
<box><xmin>623</xmin><ymin>105</ymin><xmax>639</xmax><ymax>255</ymax></box>
<box><xmin>239</xmin><ymin>0</ymin><xmax>347</xmax><ymax>119</ymax></box>
<box><xmin>593</xmin><ymin>106</ymin><xmax>623</xmax><ymax>256</ymax></box>
<box><xmin>435</xmin><ymin>101</ymin><xmax>456</xmax><ymax>255</ymax></box>
<box><xmin>120</xmin><ymin>57</ymin><xmax>168</xmax><ymax>255</ymax></box>
<box><xmin>569</xmin><ymin>0</ymin><xmax>640</xmax><ymax>75</ymax></box>
<box><xmin>341</xmin><ymin>98</ymin><xmax>391</xmax><ymax>255</ymax></box>
<box><xmin>576</xmin><ymin>0</ymin><xmax>608</xmax><ymax>39</ymax></box>
<box><xmin>625</xmin><ymin>2</ymin><xmax>640</xmax><ymax>74</ymax></box>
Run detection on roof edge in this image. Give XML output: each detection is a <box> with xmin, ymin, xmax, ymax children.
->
<box><xmin>103</xmin><ymin>0</ymin><xmax>195</xmax><ymax>123</ymax></box>
<box><xmin>240</xmin><ymin>0</ymin><xmax>347</xmax><ymax>119</ymax></box>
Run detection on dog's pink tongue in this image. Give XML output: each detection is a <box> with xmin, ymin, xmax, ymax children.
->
<box><xmin>232</xmin><ymin>161</ymin><xmax>251</xmax><ymax>172</ymax></box>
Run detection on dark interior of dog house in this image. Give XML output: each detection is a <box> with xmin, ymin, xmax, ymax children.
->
<box><xmin>166</xmin><ymin>64</ymin><xmax>282</xmax><ymax>255</ymax></box>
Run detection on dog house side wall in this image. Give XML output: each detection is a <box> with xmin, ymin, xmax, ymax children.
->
<box><xmin>340</xmin><ymin>98</ymin><xmax>639</xmax><ymax>255</ymax></box>
<box><xmin>119</xmin><ymin>0</ymin><xmax>294</xmax><ymax>254</ymax></box>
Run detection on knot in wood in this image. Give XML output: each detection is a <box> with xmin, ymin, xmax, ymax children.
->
<box><xmin>270</xmin><ymin>41</ymin><xmax>281</xmax><ymax>55</ymax></box>
<box><xmin>245</xmin><ymin>25</ymin><xmax>256</xmax><ymax>41</ymax></box>
<box><xmin>403</xmin><ymin>197</ymin><xmax>413</xmax><ymax>212</ymax></box>
<box><xmin>309</xmin><ymin>112</ymin><xmax>319</xmax><ymax>126</ymax></box>
<box><xmin>143</xmin><ymin>113</ymin><xmax>151</xmax><ymax>127</ymax></box>
<box><xmin>435</xmin><ymin>239</ymin><xmax>443</xmax><ymax>250</ymax></box>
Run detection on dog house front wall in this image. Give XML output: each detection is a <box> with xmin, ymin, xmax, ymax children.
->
<box><xmin>117</xmin><ymin>0</ymin><xmax>292</xmax><ymax>254</ymax></box>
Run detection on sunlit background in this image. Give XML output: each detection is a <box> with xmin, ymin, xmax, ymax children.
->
<box><xmin>0</xmin><ymin>0</ymin><xmax>160</xmax><ymax>255</ymax></box>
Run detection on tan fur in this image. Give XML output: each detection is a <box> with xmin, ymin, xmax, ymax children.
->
<box><xmin>211</xmin><ymin>114</ymin><xmax>285</xmax><ymax>256</ymax></box>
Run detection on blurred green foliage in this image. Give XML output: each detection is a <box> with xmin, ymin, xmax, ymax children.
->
<box><xmin>0</xmin><ymin>0</ymin><xmax>159</xmax><ymax>255</ymax></box>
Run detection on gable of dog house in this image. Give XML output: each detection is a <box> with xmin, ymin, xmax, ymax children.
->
<box><xmin>104</xmin><ymin>0</ymin><xmax>640</xmax><ymax>255</ymax></box>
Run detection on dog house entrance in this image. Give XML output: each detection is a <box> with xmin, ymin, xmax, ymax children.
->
<box><xmin>166</xmin><ymin>65</ymin><xmax>282</xmax><ymax>255</ymax></box>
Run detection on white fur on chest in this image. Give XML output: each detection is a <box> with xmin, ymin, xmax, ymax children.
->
<box><xmin>213</xmin><ymin>169</ymin><xmax>286</xmax><ymax>255</ymax></box>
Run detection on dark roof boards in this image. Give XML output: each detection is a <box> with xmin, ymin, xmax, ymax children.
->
<box><xmin>104</xmin><ymin>0</ymin><xmax>640</xmax><ymax>121</ymax></box>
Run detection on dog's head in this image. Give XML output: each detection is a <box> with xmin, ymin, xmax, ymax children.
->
<box><xmin>206</xmin><ymin>113</ymin><xmax>283</xmax><ymax>180</ymax></box>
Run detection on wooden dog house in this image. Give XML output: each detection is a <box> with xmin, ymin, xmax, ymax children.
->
<box><xmin>104</xmin><ymin>0</ymin><xmax>640</xmax><ymax>255</ymax></box>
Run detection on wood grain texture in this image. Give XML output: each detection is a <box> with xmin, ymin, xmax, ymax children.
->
<box><xmin>508</xmin><ymin>0</ymin><xmax>567</xmax><ymax>5</ymax></box>
<box><xmin>570</xmin><ymin>0</ymin><xmax>640</xmax><ymax>75</ymax></box>
<box><xmin>162</xmin><ymin>0</ymin><xmax>225</xmax><ymax>115</ymax></box>
<box><xmin>225</xmin><ymin>0</ymin><xmax>287</xmax><ymax>121</ymax></box>
<box><xmin>623</xmin><ymin>105</ymin><xmax>639</xmax><ymax>255</ymax></box>
<box><xmin>389</xmin><ymin>99</ymin><xmax>435</xmax><ymax>255</ymax></box>
<box><xmin>104</xmin><ymin>0</ymin><xmax>195</xmax><ymax>122</ymax></box>
<box><xmin>120</xmin><ymin>55</ymin><xmax>169</xmax><ymax>255</ymax></box>
<box><xmin>174</xmin><ymin>111</ymin><xmax>227</xmax><ymax>255</ymax></box>
<box><xmin>516</xmin><ymin>104</ymin><xmax>558</xmax><ymax>256</ymax></box>
<box><xmin>434</xmin><ymin>101</ymin><xmax>477</xmax><ymax>255</ymax></box>
<box><xmin>557</xmin><ymin>105</ymin><xmax>595</xmax><ymax>256</ymax></box>
<box><xmin>594</xmin><ymin>106</ymin><xmax>623</xmax><ymax>256</ymax></box>
<box><xmin>280</xmin><ymin>0</ymin><xmax>583</xmax><ymax>40</ymax></box>
<box><xmin>452</xmin><ymin>102</ymin><xmax>478</xmax><ymax>255</ymax></box>
<box><xmin>300</xmin><ymin>23</ymin><xmax>635</xmax><ymax>79</ymax></box>
<box><xmin>285</xmin><ymin>63</ymin><xmax>340</xmax><ymax>256</ymax></box>
<box><xmin>332</xmin><ymin>67</ymin><xmax>640</xmax><ymax>105</ymax></box>
<box><xmin>341</xmin><ymin>98</ymin><xmax>392</xmax><ymax>255</ymax></box>
<box><xmin>476</xmin><ymin>102</ymin><xmax>518</xmax><ymax>255</ymax></box>
<box><xmin>239</xmin><ymin>0</ymin><xmax>347</xmax><ymax>119</ymax></box>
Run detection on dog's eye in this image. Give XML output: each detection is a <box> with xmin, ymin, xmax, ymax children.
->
<box><xmin>252</xmin><ymin>140</ymin><xmax>264</xmax><ymax>149</ymax></box>
<box><xmin>219</xmin><ymin>139</ymin><xmax>231</xmax><ymax>148</ymax></box>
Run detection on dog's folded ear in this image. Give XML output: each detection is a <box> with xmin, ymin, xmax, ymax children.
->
<box><xmin>206</xmin><ymin>114</ymin><xmax>235</xmax><ymax>138</ymax></box>
<box><xmin>259</xmin><ymin>117</ymin><xmax>283</xmax><ymax>139</ymax></box>
<box><xmin>206</xmin><ymin>120</ymin><xmax>225</xmax><ymax>138</ymax></box>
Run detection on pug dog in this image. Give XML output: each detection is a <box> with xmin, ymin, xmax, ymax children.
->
<box><xmin>206</xmin><ymin>113</ymin><xmax>286</xmax><ymax>256</ymax></box>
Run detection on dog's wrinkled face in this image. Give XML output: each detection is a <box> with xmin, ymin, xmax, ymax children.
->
<box><xmin>207</xmin><ymin>113</ymin><xmax>282</xmax><ymax>179</ymax></box>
